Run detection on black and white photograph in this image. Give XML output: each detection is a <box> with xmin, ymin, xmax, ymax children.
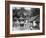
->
<box><xmin>13</xmin><ymin>7</ymin><xmax>40</xmax><ymax>30</ymax></box>
<box><xmin>10</xmin><ymin>4</ymin><xmax>43</xmax><ymax>34</ymax></box>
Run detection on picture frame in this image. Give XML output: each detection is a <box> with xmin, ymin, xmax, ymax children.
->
<box><xmin>5</xmin><ymin>1</ymin><xmax>45</xmax><ymax>37</ymax></box>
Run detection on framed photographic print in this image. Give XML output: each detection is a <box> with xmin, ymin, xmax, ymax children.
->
<box><xmin>5</xmin><ymin>1</ymin><xmax>45</xmax><ymax>37</ymax></box>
